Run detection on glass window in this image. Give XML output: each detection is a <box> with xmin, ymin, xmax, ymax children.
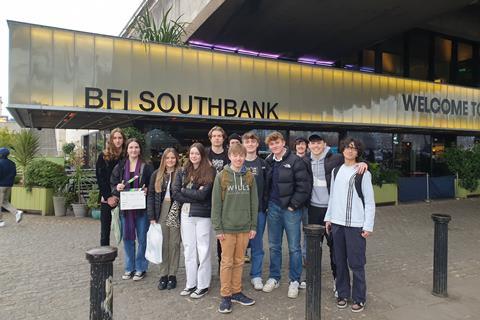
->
<box><xmin>457</xmin><ymin>42</ymin><xmax>474</xmax><ymax>86</ymax></box>
<box><xmin>431</xmin><ymin>135</ymin><xmax>456</xmax><ymax>176</ymax></box>
<box><xmin>409</xmin><ymin>32</ymin><xmax>429</xmax><ymax>80</ymax></box>
<box><xmin>380</xmin><ymin>35</ymin><xmax>404</xmax><ymax>76</ymax></box>
<box><xmin>456</xmin><ymin>136</ymin><xmax>480</xmax><ymax>149</ymax></box>
<box><xmin>393</xmin><ymin>133</ymin><xmax>431</xmax><ymax>176</ymax></box>
<box><xmin>434</xmin><ymin>37</ymin><xmax>452</xmax><ymax>83</ymax></box>
<box><xmin>361</xmin><ymin>49</ymin><xmax>375</xmax><ymax>72</ymax></box>
<box><xmin>346</xmin><ymin>132</ymin><xmax>393</xmax><ymax>167</ymax></box>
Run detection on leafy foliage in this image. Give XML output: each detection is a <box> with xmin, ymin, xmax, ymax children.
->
<box><xmin>87</xmin><ymin>187</ymin><xmax>100</xmax><ymax>209</ymax></box>
<box><xmin>24</xmin><ymin>159</ymin><xmax>66</xmax><ymax>191</ymax></box>
<box><xmin>123</xmin><ymin>127</ymin><xmax>145</xmax><ymax>146</ymax></box>
<box><xmin>62</xmin><ymin>142</ymin><xmax>75</xmax><ymax>156</ymax></box>
<box><xmin>369</xmin><ymin>162</ymin><xmax>400</xmax><ymax>187</ymax></box>
<box><xmin>134</xmin><ymin>7</ymin><xmax>187</xmax><ymax>45</ymax></box>
<box><xmin>0</xmin><ymin>128</ymin><xmax>15</xmax><ymax>148</ymax></box>
<box><xmin>11</xmin><ymin>130</ymin><xmax>40</xmax><ymax>185</ymax></box>
<box><xmin>445</xmin><ymin>144</ymin><xmax>480</xmax><ymax>191</ymax></box>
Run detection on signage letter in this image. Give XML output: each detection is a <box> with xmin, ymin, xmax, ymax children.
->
<box><xmin>85</xmin><ymin>87</ymin><xmax>103</xmax><ymax>109</ymax></box>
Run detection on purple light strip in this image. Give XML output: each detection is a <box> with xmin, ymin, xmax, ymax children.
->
<box><xmin>213</xmin><ymin>44</ymin><xmax>238</xmax><ymax>52</ymax></box>
<box><xmin>188</xmin><ymin>40</ymin><xmax>213</xmax><ymax>48</ymax></box>
<box><xmin>258</xmin><ymin>52</ymin><xmax>280</xmax><ymax>59</ymax></box>
<box><xmin>298</xmin><ymin>57</ymin><xmax>317</xmax><ymax>65</ymax></box>
<box><xmin>316</xmin><ymin>60</ymin><xmax>335</xmax><ymax>66</ymax></box>
<box><xmin>237</xmin><ymin>49</ymin><xmax>259</xmax><ymax>56</ymax></box>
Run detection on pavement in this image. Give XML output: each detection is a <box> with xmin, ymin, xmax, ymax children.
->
<box><xmin>1</xmin><ymin>198</ymin><xmax>479</xmax><ymax>320</ymax></box>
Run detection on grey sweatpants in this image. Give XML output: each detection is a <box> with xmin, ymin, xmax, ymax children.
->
<box><xmin>0</xmin><ymin>187</ymin><xmax>17</xmax><ymax>220</ymax></box>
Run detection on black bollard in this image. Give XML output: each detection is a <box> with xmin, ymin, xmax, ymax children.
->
<box><xmin>86</xmin><ymin>246</ymin><xmax>118</xmax><ymax>320</ymax></box>
<box><xmin>304</xmin><ymin>224</ymin><xmax>325</xmax><ymax>320</ymax></box>
<box><xmin>431</xmin><ymin>214</ymin><xmax>451</xmax><ymax>297</ymax></box>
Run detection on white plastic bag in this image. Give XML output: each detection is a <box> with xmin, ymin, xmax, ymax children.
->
<box><xmin>145</xmin><ymin>223</ymin><xmax>163</xmax><ymax>264</ymax></box>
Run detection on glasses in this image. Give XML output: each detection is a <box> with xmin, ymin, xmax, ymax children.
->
<box><xmin>345</xmin><ymin>145</ymin><xmax>358</xmax><ymax>151</ymax></box>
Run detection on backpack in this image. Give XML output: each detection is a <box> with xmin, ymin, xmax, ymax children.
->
<box><xmin>332</xmin><ymin>165</ymin><xmax>364</xmax><ymax>208</ymax></box>
<box><xmin>220</xmin><ymin>169</ymin><xmax>254</xmax><ymax>201</ymax></box>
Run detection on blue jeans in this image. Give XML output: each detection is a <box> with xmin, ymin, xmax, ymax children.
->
<box><xmin>249</xmin><ymin>211</ymin><xmax>267</xmax><ymax>279</ymax></box>
<box><xmin>121</xmin><ymin>212</ymin><xmax>149</xmax><ymax>273</ymax></box>
<box><xmin>267</xmin><ymin>201</ymin><xmax>303</xmax><ymax>282</ymax></box>
<box><xmin>301</xmin><ymin>207</ymin><xmax>308</xmax><ymax>261</ymax></box>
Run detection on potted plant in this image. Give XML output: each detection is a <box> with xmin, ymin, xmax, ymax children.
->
<box><xmin>12</xmin><ymin>159</ymin><xmax>65</xmax><ymax>216</ymax></box>
<box><xmin>369</xmin><ymin>162</ymin><xmax>399</xmax><ymax>205</ymax></box>
<box><xmin>70</xmin><ymin>148</ymin><xmax>88</xmax><ymax>217</ymax></box>
<box><xmin>53</xmin><ymin>177</ymin><xmax>69</xmax><ymax>217</ymax></box>
<box><xmin>445</xmin><ymin>145</ymin><xmax>480</xmax><ymax>198</ymax></box>
<box><xmin>87</xmin><ymin>188</ymin><xmax>101</xmax><ymax>220</ymax></box>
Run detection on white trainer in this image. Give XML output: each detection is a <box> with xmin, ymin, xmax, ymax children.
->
<box><xmin>15</xmin><ymin>210</ymin><xmax>23</xmax><ymax>223</ymax></box>
<box><xmin>262</xmin><ymin>278</ymin><xmax>279</xmax><ymax>293</ymax></box>
<box><xmin>0</xmin><ymin>221</ymin><xmax>5</xmax><ymax>227</ymax></box>
<box><xmin>333</xmin><ymin>280</ymin><xmax>338</xmax><ymax>298</ymax></box>
<box><xmin>299</xmin><ymin>280</ymin><xmax>306</xmax><ymax>289</ymax></box>
<box><xmin>288</xmin><ymin>281</ymin><xmax>299</xmax><ymax>299</ymax></box>
<box><xmin>251</xmin><ymin>277</ymin><xmax>264</xmax><ymax>290</ymax></box>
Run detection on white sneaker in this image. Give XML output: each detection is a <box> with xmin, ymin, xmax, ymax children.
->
<box><xmin>288</xmin><ymin>281</ymin><xmax>299</xmax><ymax>299</ymax></box>
<box><xmin>15</xmin><ymin>210</ymin><xmax>23</xmax><ymax>223</ymax></box>
<box><xmin>251</xmin><ymin>277</ymin><xmax>264</xmax><ymax>290</ymax></box>
<box><xmin>299</xmin><ymin>280</ymin><xmax>306</xmax><ymax>289</ymax></box>
<box><xmin>0</xmin><ymin>220</ymin><xmax>5</xmax><ymax>227</ymax></box>
<box><xmin>262</xmin><ymin>278</ymin><xmax>279</xmax><ymax>293</ymax></box>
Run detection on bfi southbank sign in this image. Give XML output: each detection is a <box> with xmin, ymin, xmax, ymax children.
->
<box><xmin>84</xmin><ymin>87</ymin><xmax>279</xmax><ymax>119</ymax></box>
<box><xmin>8</xmin><ymin>22</ymin><xmax>480</xmax><ymax>131</ymax></box>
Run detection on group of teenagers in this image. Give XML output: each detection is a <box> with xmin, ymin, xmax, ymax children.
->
<box><xmin>95</xmin><ymin>125</ymin><xmax>376</xmax><ymax>314</ymax></box>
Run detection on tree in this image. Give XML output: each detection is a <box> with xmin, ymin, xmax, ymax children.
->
<box><xmin>134</xmin><ymin>6</ymin><xmax>187</xmax><ymax>45</ymax></box>
<box><xmin>0</xmin><ymin>128</ymin><xmax>15</xmax><ymax>148</ymax></box>
<box><xmin>11</xmin><ymin>130</ymin><xmax>40</xmax><ymax>185</ymax></box>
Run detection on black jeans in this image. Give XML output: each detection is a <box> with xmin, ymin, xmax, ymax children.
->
<box><xmin>308</xmin><ymin>205</ymin><xmax>336</xmax><ymax>279</ymax></box>
<box><xmin>100</xmin><ymin>202</ymin><xmax>113</xmax><ymax>246</ymax></box>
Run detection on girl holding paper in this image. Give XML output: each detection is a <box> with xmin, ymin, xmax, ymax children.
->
<box><xmin>172</xmin><ymin>143</ymin><xmax>216</xmax><ymax>299</ymax></box>
<box><xmin>111</xmin><ymin>138</ymin><xmax>154</xmax><ymax>281</ymax></box>
<box><xmin>147</xmin><ymin>148</ymin><xmax>182</xmax><ymax>290</ymax></box>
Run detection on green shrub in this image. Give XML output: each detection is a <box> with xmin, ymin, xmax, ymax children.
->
<box><xmin>445</xmin><ymin>144</ymin><xmax>480</xmax><ymax>191</ymax></box>
<box><xmin>87</xmin><ymin>188</ymin><xmax>100</xmax><ymax>209</ymax></box>
<box><xmin>24</xmin><ymin>160</ymin><xmax>66</xmax><ymax>190</ymax></box>
<box><xmin>369</xmin><ymin>162</ymin><xmax>399</xmax><ymax>187</ymax></box>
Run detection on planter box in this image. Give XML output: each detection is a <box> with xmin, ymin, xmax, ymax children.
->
<box><xmin>455</xmin><ymin>179</ymin><xmax>480</xmax><ymax>198</ymax></box>
<box><xmin>373</xmin><ymin>183</ymin><xmax>397</xmax><ymax>205</ymax></box>
<box><xmin>11</xmin><ymin>186</ymin><xmax>54</xmax><ymax>216</ymax></box>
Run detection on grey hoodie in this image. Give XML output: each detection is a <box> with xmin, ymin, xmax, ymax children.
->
<box><xmin>310</xmin><ymin>146</ymin><xmax>330</xmax><ymax>207</ymax></box>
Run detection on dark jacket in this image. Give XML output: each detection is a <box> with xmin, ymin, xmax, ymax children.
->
<box><xmin>171</xmin><ymin>166</ymin><xmax>216</xmax><ymax>218</ymax></box>
<box><xmin>147</xmin><ymin>169</ymin><xmax>177</xmax><ymax>222</ymax></box>
<box><xmin>110</xmin><ymin>159</ymin><xmax>154</xmax><ymax>214</ymax></box>
<box><xmin>95</xmin><ymin>152</ymin><xmax>121</xmax><ymax>201</ymax></box>
<box><xmin>0</xmin><ymin>151</ymin><xmax>16</xmax><ymax>187</ymax></box>
<box><xmin>264</xmin><ymin>148</ymin><xmax>312</xmax><ymax>210</ymax></box>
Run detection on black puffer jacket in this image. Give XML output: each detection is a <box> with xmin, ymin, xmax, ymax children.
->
<box><xmin>147</xmin><ymin>169</ymin><xmax>178</xmax><ymax>222</ymax></box>
<box><xmin>265</xmin><ymin>149</ymin><xmax>312</xmax><ymax>210</ymax></box>
<box><xmin>171</xmin><ymin>167</ymin><xmax>216</xmax><ymax>218</ymax></box>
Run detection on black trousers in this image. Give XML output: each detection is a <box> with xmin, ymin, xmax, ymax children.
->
<box><xmin>100</xmin><ymin>202</ymin><xmax>113</xmax><ymax>246</ymax></box>
<box><xmin>307</xmin><ymin>205</ymin><xmax>337</xmax><ymax>279</ymax></box>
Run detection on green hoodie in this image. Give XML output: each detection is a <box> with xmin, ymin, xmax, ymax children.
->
<box><xmin>212</xmin><ymin>165</ymin><xmax>258</xmax><ymax>235</ymax></box>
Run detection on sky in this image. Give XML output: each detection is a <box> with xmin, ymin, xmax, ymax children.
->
<box><xmin>0</xmin><ymin>0</ymin><xmax>144</xmax><ymax>117</ymax></box>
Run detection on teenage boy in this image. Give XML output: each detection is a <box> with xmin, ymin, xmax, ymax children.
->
<box><xmin>294</xmin><ymin>137</ymin><xmax>308</xmax><ymax>158</ymax></box>
<box><xmin>228</xmin><ymin>133</ymin><xmax>242</xmax><ymax>147</ymax></box>
<box><xmin>207</xmin><ymin>125</ymin><xmax>230</xmax><ymax>266</ymax></box>
<box><xmin>208</xmin><ymin>126</ymin><xmax>229</xmax><ymax>173</ymax></box>
<box><xmin>242</xmin><ymin>131</ymin><xmax>268</xmax><ymax>290</ymax></box>
<box><xmin>325</xmin><ymin>138</ymin><xmax>375</xmax><ymax>313</ymax></box>
<box><xmin>262</xmin><ymin>132</ymin><xmax>312</xmax><ymax>299</ymax></box>
<box><xmin>212</xmin><ymin>143</ymin><xmax>258</xmax><ymax>314</ymax></box>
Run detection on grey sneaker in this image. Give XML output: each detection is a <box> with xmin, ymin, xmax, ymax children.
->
<box><xmin>121</xmin><ymin>271</ymin><xmax>134</xmax><ymax>280</ymax></box>
<box><xmin>218</xmin><ymin>296</ymin><xmax>232</xmax><ymax>313</ymax></box>
<box><xmin>190</xmin><ymin>287</ymin><xmax>209</xmax><ymax>299</ymax></box>
<box><xmin>251</xmin><ymin>277</ymin><xmax>263</xmax><ymax>290</ymax></box>
<box><xmin>262</xmin><ymin>278</ymin><xmax>279</xmax><ymax>293</ymax></box>
<box><xmin>15</xmin><ymin>210</ymin><xmax>23</xmax><ymax>223</ymax></box>
<box><xmin>132</xmin><ymin>271</ymin><xmax>146</xmax><ymax>281</ymax></box>
<box><xmin>299</xmin><ymin>280</ymin><xmax>306</xmax><ymax>289</ymax></box>
<box><xmin>288</xmin><ymin>281</ymin><xmax>299</xmax><ymax>299</ymax></box>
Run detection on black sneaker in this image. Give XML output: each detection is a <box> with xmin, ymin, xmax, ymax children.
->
<box><xmin>336</xmin><ymin>297</ymin><xmax>348</xmax><ymax>309</ymax></box>
<box><xmin>180</xmin><ymin>287</ymin><xmax>197</xmax><ymax>296</ymax></box>
<box><xmin>190</xmin><ymin>287</ymin><xmax>209</xmax><ymax>299</ymax></box>
<box><xmin>218</xmin><ymin>296</ymin><xmax>232</xmax><ymax>314</ymax></box>
<box><xmin>231</xmin><ymin>292</ymin><xmax>255</xmax><ymax>306</ymax></box>
<box><xmin>158</xmin><ymin>276</ymin><xmax>168</xmax><ymax>290</ymax></box>
<box><xmin>167</xmin><ymin>276</ymin><xmax>177</xmax><ymax>290</ymax></box>
<box><xmin>351</xmin><ymin>301</ymin><xmax>365</xmax><ymax>313</ymax></box>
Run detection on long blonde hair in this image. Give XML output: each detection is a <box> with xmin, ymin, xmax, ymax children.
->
<box><xmin>155</xmin><ymin>148</ymin><xmax>180</xmax><ymax>193</ymax></box>
<box><xmin>103</xmin><ymin>128</ymin><xmax>126</xmax><ymax>161</ymax></box>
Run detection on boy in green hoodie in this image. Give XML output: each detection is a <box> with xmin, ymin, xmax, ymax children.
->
<box><xmin>212</xmin><ymin>143</ymin><xmax>258</xmax><ymax>314</ymax></box>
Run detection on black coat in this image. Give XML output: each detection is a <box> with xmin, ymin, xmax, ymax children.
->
<box><xmin>265</xmin><ymin>148</ymin><xmax>312</xmax><ymax>210</ymax></box>
<box><xmin>171</xmin><ymin>167</ymin><xmax>216</xmax><ymax>218</ymax></box>
<box><xmin>95</xmin><ymin>152</ymin><xmax>121</xmax><ymax>201</ymax></box>
<box><xmin>146</xmin><ymin>169</ymin><xmax>177</xmax><ymax>222</ymax></box>
<box><xmin>110</xmin><ymin>159</ymin><xmax>154</xmax><ymax>214</ymax></box>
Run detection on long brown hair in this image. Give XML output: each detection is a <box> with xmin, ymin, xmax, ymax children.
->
<box><xmin>184</xmin><ymin>142</ymin><xmax>214</xmax><ymax>185</ymax></box>
<box><xmin>155</xmin><ymin>148</ymin><xmax>180</xmax><ymax>193</ymax></box>
<box><xmin>124</xmin><ymin>138</ymin><xmax>144</xmax><ymax>161</ymax></box>
<box><xmin>103</xmin><ymin>128</ymin><xmax>126</xmax><ymax>161</ymax></box>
